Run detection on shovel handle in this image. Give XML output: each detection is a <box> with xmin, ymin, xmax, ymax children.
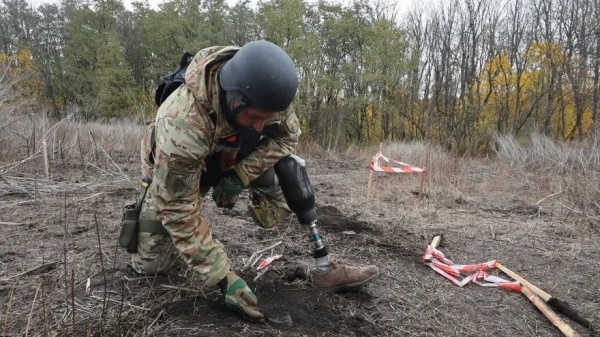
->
<box><xmin>521</xmin><ymin>285</ymin><xmax>580</xmax><ymax>337</ymax></box>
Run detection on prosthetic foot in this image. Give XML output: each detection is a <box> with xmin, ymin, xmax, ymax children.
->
<box><xmin>274</xmin><ymin>156</ymin><xmax>380</xmax><ymax>289</ymax></box>
<box><xmin>311</xmin><ymin>259</ymin><xmax>380</xmax><ymax>289</ymax></box>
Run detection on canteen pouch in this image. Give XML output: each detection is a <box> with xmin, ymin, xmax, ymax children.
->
<box><xmin>119</xmin><ymin>203</ymin><xmax>140</xmax><ymax>254</ymax></box>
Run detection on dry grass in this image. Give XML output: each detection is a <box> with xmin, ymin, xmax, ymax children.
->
<box><xmin>1</xmin><ymin>88</ymin><xmax>599</xmax><ymax>336</ymax></box>
<box><xmin>495</xmin><ymin>133</ymin><xmax>600</xmax><ymax>228</ymax></box>
<box><xmin>1</xmin><ymin>107</ymin><xmax>145</xmax><ymax>201</ymax></box>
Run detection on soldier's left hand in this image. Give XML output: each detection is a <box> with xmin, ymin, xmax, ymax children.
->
<box><xmin>212</xmin><ymin>173</ymin><xmax>244</xmax><ymax>208</ymax></box>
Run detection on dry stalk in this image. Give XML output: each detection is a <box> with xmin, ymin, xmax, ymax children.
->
<box><xmin>89</xmin><ymin>294</ymin><xmax>151</xmax><ymax>311</ymax></box>
<box><xmin>0</xmin><ymin>199</ymin><xmax>39</xmax><ymax>210</ymax></box>
<box><xmin>146</xmin><ymin>309</ymin><xmax>165</xmax><ymax>333</ymax></box>
<box><xmin>25</xmin><ymin>281</ymin><xmax>43</xmax><ymax>337</ymax></box>
<box><xmin>94</xmin><ymin>213</ymin><xmax>108</xmax><ymax>331</ymax></box>
<box><xmin>0</xmin><ymin>261</ymin><xmax>57</xmax><ymax>283</ymax></box>
<box><xmin>0</xmin><ymin>221</ymin><xmax>32</xmax><ymax>226</ymax></box>
<box><xmin>159</xmin><ymin>284</ymin><xmax>206</xmax><ymax>297</ymax></box>
<box><xmin>0</xmin><ymin>152</ymin><xmax>42</xmax><ymax>174</ymax></box>
<box><xmin>89</xmin><ymin>131</ymin><xmax>99</xmax><ymax>163</ymax></box>
<box><xmin>0</xmin><ymin>115</ymin><xmax>26</xmax><ymax>132</ymax></box>
<box><xmin>99</xmin><ymin>145</ymin><xmax>136</xmax><ymax>190</ymax></box>
<box><xmin>71</xmin><ymin>270</ymin><xmax>75</xmax><ymax>337</ymax></box>
<box><xmin>2</xmin><ymin>283</ymin><xmax>16</xmax><ymax>336</ymax></box>
<box><xmin>42</xmin><ymin>279</ymin><xmax>48</xmax><ymax>336</ymax></box>
<box><xmin>62</xmin><ymin>197</ymin><xmax>69</xmax><ymax>304</ymax></box>
<box><xmin>42</xmin><ymin>137</ymin><xmax>49</xmax><ymax>178</ymax></box>
<box><xmin>117</xmin><ymin>281</ymin><xmax>124</xmax><ymax>336</ymax></box>
<box><xmin>42</xmin><ymin>111</ymin><xmax>49</xmax><ymax>178</ymax></box>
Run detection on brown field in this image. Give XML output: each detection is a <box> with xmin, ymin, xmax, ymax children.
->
<box><xmin>0</xmin><ymin>116</ymin><xmax>599</xmax><ymax>336</ymax></box>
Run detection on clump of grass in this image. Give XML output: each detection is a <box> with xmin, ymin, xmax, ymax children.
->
<box><xmin>495</xmin><ymin>132</ymin><xmax>600</xmax><ymax>228</ymax></box>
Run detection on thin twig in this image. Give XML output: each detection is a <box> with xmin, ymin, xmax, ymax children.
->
<box><xmin>89</xmin><ymin>295</ymin><xmax>151</xmax><ymax>311</ymax></box>
<box><xmin>243</xmin><ymin>241</ymin><xmax>283</xmax><ymax>269</ymax></box>
<box><xmin>0</xmin><ymin>152</ymin><xmax>41</xmax><ymax>174</ymax></box>
<box><xmin>158</xmin><ymin>284</ymin><xmax>207</xmax><ymax>297</ymax></box>
<box><xmin>0</xmin><ymin>115</ymin><xmax>27</xmax><ymax>132</ymax></box>
<box><xmin>0</xmin><ymin>199</ymin><xmax>39</xmax><ymax>209</ymax></box>
<box><xmin>0</xmin><ymin>221</ymin><xmax>32</xmax><ymax>226</ymax></box>
<box><xmin>147</xmin><ymin>309</ymin><xmax>165</xmax><ymax>332</ymax></box>
<box><xmin>253</xmin><ymin>267</ymin><xmax>270</xmax><ymax>282</ymax></box>
<box><xmin>99</xmin><ymin>146</ymin><xmax>137</xmax><ymax>190</ymax></box>
<box><xmin>0</xmin><ymin>261</ymin><xmax>57</xmax><ymax>283</ymax></box>
<box><xmin>536</xmin><ymin>190</ymin><xmax>563</xmax><ymax>205</ymax></box>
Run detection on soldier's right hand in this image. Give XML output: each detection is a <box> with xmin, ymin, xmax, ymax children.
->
<box><xmin>212</xmin><ymin>173</ymin><xmax>244</xmax><ymax>208</ymax></box>
<box><xmin>219</xmin><ymin>271</ymin><xmax>265</xmax><ymax>322</ymax></box>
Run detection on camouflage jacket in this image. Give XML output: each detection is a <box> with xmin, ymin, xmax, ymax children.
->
<box><xmin>140</xmin><ymin>46</ymin><xmax>301</xmax><ymax>286</ymax></box>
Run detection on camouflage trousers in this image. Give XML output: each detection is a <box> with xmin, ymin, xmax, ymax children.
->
<box><xmin>130</xmin><ymin>163</ymin><xmax>298</xmax><ymax>275</ymax></box>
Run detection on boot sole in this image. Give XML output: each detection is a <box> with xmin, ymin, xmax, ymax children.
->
<box><xmin>311</xmin><ymin>269</ymin><xmax>381</xmax><ymax>290</ymax></box>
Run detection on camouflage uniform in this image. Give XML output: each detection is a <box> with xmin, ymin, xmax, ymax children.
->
<box><xmin>130</xmin><ymin>46</ymin><xmax>302</xmax><ymax>286</ymax></box>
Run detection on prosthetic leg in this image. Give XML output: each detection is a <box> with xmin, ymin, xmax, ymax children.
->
<box><xmin>274</xmin><ymin>156</ymin><xmax>380</xmax><ymax>288</ymax></box>
<box><xmin>274</xmin><ymin>156</ymin><xmax>328</xmax><ymax>260</ymax></box>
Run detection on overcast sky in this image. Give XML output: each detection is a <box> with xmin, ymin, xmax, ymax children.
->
<box><xmin>31</xmin><ymin>0</ymin><xmax>425</xmax><ymax>14</ymax></box>
<box><xmin>123</xmin><ymin>0</ymin><xmax>420</xmax><ymax>11</ymax></box>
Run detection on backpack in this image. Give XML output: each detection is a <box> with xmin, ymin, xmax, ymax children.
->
<box><xmin>154</xmin><ymin>51</ymin><xmax>195</xmax><ymax>107</ymax></box>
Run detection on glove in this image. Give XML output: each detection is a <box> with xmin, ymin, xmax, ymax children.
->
<box><xmin>212</xmin><ymin>173</ymin><xmax>244</xmax><ymax>208</ymax></box>
<box><xmin>219</xmin><ymin>271</ymin><xmax>265</xmax><ymax>322</ymax></box>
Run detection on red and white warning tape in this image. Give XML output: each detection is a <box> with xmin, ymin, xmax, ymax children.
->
<box><xmin>423</xmin><ymin>245</ymin><xmax>521</xmax><ymax>293</ymax></box>
<box><xmin>370</xmin><ymin>151</ymin><xmax>425</xmax><ymax>173</ymax></box>
<box><xmin>257</xmin><ymin>255</ymin><xmax>283</xmax><ymax>270</ymax></box>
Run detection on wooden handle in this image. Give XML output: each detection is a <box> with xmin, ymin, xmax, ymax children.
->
<box><xmin>495</xmin><ymin>262</ymin><xmax>551</xmax><ymax>301</ymax></box>
<box><xmin>521</xmin><ymin>285</ymin><xmax>580</xmax><ymax>337</ymax></box>
<box><xmin>423</xmin><ymin>235</ymin><xmax>442</xmax><ymax>263</ymax></box>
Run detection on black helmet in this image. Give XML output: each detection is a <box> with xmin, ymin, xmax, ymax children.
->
<box><xmin>219</xmin><ymin>40</ymin><xmax>298</xmax><ymax>112</ymax></box>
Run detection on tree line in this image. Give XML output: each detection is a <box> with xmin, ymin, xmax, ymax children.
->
<box><xmin>1</xmin><ymin>0</ymin><xmax>599</xmax><ymax>152</ymax></box>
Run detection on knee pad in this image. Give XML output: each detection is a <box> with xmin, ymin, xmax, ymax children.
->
<box><xmin>248</xmin><ymin>192</ymin><xmax>291</xmax><ymax>228</ymax></box>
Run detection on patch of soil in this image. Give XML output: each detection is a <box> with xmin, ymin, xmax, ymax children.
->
<box><xmin>317</xmin><ymin>204</ymin><xmax>383</xmax><ymax>236</ymax></box>
<box><xmin>157</xmin><ymin>281</ymin><xmax>385</xmax><ymax>337</ymax></box>
<box><xmin>0</xmin><ymin>155</ymin><xmax>599</xmax><ymax>337</ymax></box>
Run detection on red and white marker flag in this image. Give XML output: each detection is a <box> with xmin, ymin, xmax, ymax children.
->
<box><xmin>423</xmin><ymin>245</ymin><xmax>521</xmax><ymax>293</ymax></box>
<box><xmin>370</xmin><ymin>151</ymin><xmax>425</xmax><ymax>173</ymax></box>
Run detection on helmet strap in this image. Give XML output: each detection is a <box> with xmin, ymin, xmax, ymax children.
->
<box><xmin>220</xmin><ymin>88</ymin><xmax>250</xmax><ymax>128</ymax></box>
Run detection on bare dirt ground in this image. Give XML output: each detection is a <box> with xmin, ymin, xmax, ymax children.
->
<box><xmin>1</xmin><ymin>148</ymin><xmax>599</xmax><ymax>337</ymax></box>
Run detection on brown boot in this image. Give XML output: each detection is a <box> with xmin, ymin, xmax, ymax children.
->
<box><xmin>311</xmin><ymin>259</ymin><xmax>380</xmax><ymax>289</ymax></box>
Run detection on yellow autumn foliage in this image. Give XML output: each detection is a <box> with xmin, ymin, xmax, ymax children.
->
<box><xmin>0</xmin><ymin>49</ymin><xmax>44</xmax><ymax>104</ymax></box>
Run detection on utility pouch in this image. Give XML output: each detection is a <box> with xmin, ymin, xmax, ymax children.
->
<box><xmin>119</xmin><ymin>203</ymin><xmax>140</xmax><ymax>253</ymax></box>
<box><xmin>119</xmin><ymin>180</ymin><xmax>151</xmax><ymax>254</ymax></box>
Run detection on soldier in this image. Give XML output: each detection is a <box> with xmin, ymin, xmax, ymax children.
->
<box><xmin>129</xmin><ymin>40</ymin><xmax>379</xmax><ymax>322</ymax></box>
